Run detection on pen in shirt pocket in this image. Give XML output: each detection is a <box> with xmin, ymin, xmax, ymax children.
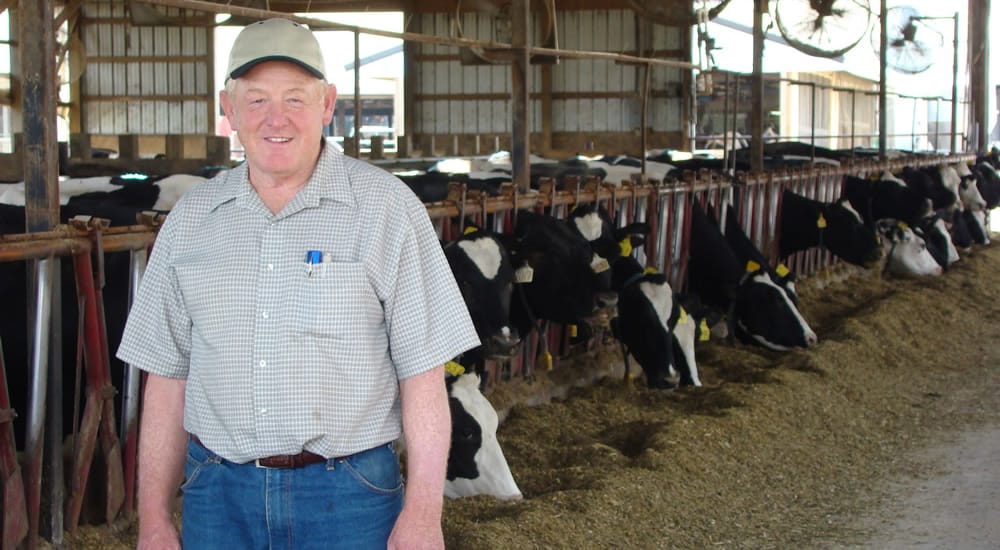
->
<box><xmin>306</xmin><ymin>250</ymin><xmax>322</xmax><ymax>276</ymax></box>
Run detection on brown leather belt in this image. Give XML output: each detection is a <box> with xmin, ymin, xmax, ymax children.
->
<box><xmin>191</xmin><ymin>435</ymin><xmax>327</xmax><ymax>469</ymax></box>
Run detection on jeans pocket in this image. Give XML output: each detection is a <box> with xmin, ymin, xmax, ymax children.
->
<box><xmin>180</xmin><ymin>440</ymin><xmax>222</xmax><ymax>492</ymax></box>
<box><xmin>339</xmin><ymin>444</ymin><xmax>403</xmax><ymax>495</ymax></box>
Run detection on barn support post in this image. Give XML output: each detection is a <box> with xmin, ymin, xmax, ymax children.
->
<box><xmin>878</xmin><ymin>0</ymin><xmax>888</xmax><ymax>160</ymax></box>
<box><xmin>510</xmin><ymin>0</ymin><xmax>531</xmax><ymax>193</ymax></box>
<box><xmin>968</xmin><ymin>1</ymin><xmax>990</xmax><ymax>151</ymax></box>
<box><xmin>17</xmin><ymin>0</ymin><xmax>60</xmax><ymax>546</ymax></box>
<box><xmin>750</xmin><ymin>0</ymin><xmax>766</xmax><ymax>173</ymax></box>
<box><xmin>949</xmin><ymin>12</ymin><xmax>959</xmax><ymax>154</ymax></box>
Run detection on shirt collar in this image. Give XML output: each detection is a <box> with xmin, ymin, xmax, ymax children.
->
<box><xmin>209</xmin><ymin>140</ymin><xmax>357</xmax><ymax>212</ymax></box>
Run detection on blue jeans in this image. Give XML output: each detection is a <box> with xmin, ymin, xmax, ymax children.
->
<box><xmin>180</xmin><ymin>438</ymin><xmax>404</xmax><ymax>550</ymax></box>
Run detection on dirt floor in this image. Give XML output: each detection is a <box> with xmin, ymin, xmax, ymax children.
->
<box><xmin>56</xmin><ymin>241</ymin><xmax>1000</xmax><ymax>549</ymax></box>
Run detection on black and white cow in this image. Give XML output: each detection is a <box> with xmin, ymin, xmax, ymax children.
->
<box><xmin>972</xmin><ymin>162</ymin><xmax>1000</xmax><ymax>209</ymax></box>
<box><xmin>900</xmin><ymin>166</ymin><xmax>959</xmax><ymax>213</ymax></box>
<box><xmin>445</xmin><ymin>371</ymin><xmax>522</xmax><ymax>500</ymax></box>
<box><xmin>912</xmin><ymin>213</ymin><xmax>960</xmax><ymax>269</ymax></box>
<box><xmin>505</xmin><ymin>210</ymin><xmax>616</xmax><ymax>338</ymax></box>
<box><xmin>876</xmin><ymin>220</ymin><xmax>943</xmax><ymax>277</ymax></box>
<box><xmin>564</xmin><ymin>204</ymin><xmax>700</xmax><ymax>388</ymax></box>
<box><xmin>844</xmin><ymin>175</ymin><xmax>933</xmax><ymax>226</ymax></box>
<box><xmin>443</xmin><ymin>227</ymin><xmax>520</xmax><ymax>377</ymax></box>
<box><xmin>779</xmin><ymin>189</ymin><xmax>881</xmax><ymax>267</ymax></box>
<box><xmin>609</xmin><ymin>253</ymin><xmax>701</xmax><ymax>388</ymax></box>
<box><xmin>687</xmin><ymin>202</ymin><xmax>817</xmax><ymax>351</ymax></box>
<box><xmin>716</xmin><ymin>204</ymin><xmax>800</xmax><ymax>303</ymax></box>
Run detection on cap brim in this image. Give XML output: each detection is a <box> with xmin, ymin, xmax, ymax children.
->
<box><xmin>228</xmin><ymin>56</ymin><xmax>326</xmax><ymax>81</ymax></box>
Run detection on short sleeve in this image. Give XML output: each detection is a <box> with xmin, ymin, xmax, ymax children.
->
<box><xmin>379</xmin><ymin>199</ymin><xmax>480</xmax><ymax>379</ymax></box>
<box><xmin>116</xmin><ymin>213</ymin><xmax>192</xmax><ymax>378</ymax></box>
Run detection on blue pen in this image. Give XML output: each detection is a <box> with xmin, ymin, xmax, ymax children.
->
<box><xmin>306</xmin><ymin>250</ymin><xmax>322</xmax><ymax>276</ymax></box>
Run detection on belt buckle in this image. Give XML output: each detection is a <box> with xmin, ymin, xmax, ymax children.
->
<box><xmin>254</xmin><ymin>458</ymin><xmax>276</xmax><ymax>469</ymax></box>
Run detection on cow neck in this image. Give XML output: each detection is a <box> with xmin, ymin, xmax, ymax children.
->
<box><xmin>621</xmin><ymin>270</ymin><xmax>646</xmax><ymax>289</ymax></box>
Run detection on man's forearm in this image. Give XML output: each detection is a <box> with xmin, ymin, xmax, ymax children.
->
<box><xmin>137</xmin><ymin>373</ymin><xmax>188</xmax><ymax>524</ymax></box>
<box><xmin>398</xmin><ymin>366</ymin><xmax>451</xmax><ymax>512</ymax></box>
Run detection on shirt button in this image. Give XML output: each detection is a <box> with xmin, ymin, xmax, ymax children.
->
<box><xmin>266</xmin><ymin>263</ymin><xmax>274</xmax><ymax>271</ymax></box>
<box><xmin>259</xmin><ymin>360</ymin><xmax>266</xmax><ymax>367</ymax></box>
<box><xmin>262</xmin><ymin>311</ymin><xmax>269</xmax><ymax>319</ymax></box>
<box><xmin>259</xmin><ymin>408</ymin><xmax>268</xmax><ymax>416</ymax></box>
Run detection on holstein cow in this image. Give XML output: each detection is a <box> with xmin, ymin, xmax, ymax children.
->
<box><xmin>506</xmin><ymin>210</ymin><xmax>616</xmax><ymax>335</ymax></box>
<box><xmin>972</xmin><ymin>162</ymin><xmax>1000</xmax><ymax>209</ymax></box>
<box><xmin>778</xmin><ymin>189</ymin><xmax>881</xmax><ymax>267</ymax></box>
<box><xmin>564</xmin><ymin>204</ymin><xmax>700</xmax><ymax>388</ymax></box>
<box><xmin>843</xmin><ymin>175</ymin><xmax>932</xmax><ymax>226</ymax></box>
<box><xmin>912</xmin><ymin>213</ymin><xmax>960</xmax><ymax>269</ymax></box>
<box><xmin>715</xmin><ymin>203</ymin><xmax>800</xmax><ymax>303</ymax></box>
<box><xmin>876</xmin><ymin>220</ymin><xmax>943</xmax><ymax>277</ymax></box>
<box><xmin>900</xmin><ymin>166</ymin><xmax>959</xmax><ymax>213</ymax></box>
<box><xmin>687</xmin><ymin>202</ymin><xmax>817</xmax><ymax>351</ymax></box>
<box><xmin>444</xmin><ymin>368</ymin><xmax>522</xmax><ymax>500</ymax></box>
<box><xmin>443</xmin><ymin>227</ymin><xmax>520</xmax><ymax>380</ymax></box>
<box><xmin>504</xmin><ymin>211</ymin><xmax>618</xmax><ymax>370</ymax></box>
<box><xmin>609</xmin><ymin>253</ymin><xmax>702</xmax><ymax>388</ymax></box>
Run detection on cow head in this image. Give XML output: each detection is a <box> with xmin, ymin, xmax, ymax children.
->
<box><xmin>732</xmin><ymin>263</ymin><xmax>818</xmax><ymax>351</ymax></box>
<box><xmin>877</xmin><ymin>220</ymin><xmax>943</xmax><ymax>277</ymax></box>
<box><xmin>822</xmin><ymin>198</ymin><xmax>882</xmax><ymax>266</ymax></box>
<box><xmin>444</xmin><ymin>371</ymin><xmax>523</xmax><ymax>500</ymax></box>
<box><xmin>444</xmin><ymin>228</ymin><xmax>520</xmax><ymax>358</ymax></box>
<box><xmin>508</xmin><ymin>211</ymin><xmax>613</xmax><ymax>332</ymax></box>
<box><xmin>912</xmin><ymin>214</ymin><xmax>959</xmax><ymax>269</ymax></box>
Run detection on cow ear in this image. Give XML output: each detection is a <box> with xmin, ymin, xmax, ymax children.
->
<box><xmin>618</xmin><ymin>236</ymin><xmax>633</xmax><ymax>257</ymax></box>
<box><xmin>445</xmin><ymin>360</ymin><xmax>466</xmax><ymax>379</ymax></box>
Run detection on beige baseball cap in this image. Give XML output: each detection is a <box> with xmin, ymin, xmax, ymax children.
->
<box><xmin>226</xmin><ymin>18</ymin><xmax>327</xmax><ymax>81</ymax></box>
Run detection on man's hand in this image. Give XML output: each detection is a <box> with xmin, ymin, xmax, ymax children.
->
<box><xmin>387</xmin><ymin>505</ymin><xmax>444</xmax><ymax>550</ymax></box>
<box><xmin>136</xmin><ymin>515</ymin><xmax>181</xmax><ymax>550</ymax></box>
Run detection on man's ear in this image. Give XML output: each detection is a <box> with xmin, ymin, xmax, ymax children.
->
<box><xmin>220</xmin><ymin>88</ymin><xmax>236</xmax><ymax>130</ymax></box>
<box><xmin>322</xmin><ymin>83</ymin><xmax>337</xmax><ymax>126</ymax></box>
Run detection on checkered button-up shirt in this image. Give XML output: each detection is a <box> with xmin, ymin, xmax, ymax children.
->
<box><xmin>117</xmin><ymin>144</ymin><xmax>480</xmax><ymax>462</ymax></box>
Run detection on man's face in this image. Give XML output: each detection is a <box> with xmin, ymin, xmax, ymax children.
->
<box><xmin>221</xmin><ymin>61</ymin><xmax>336</xmax><ymax>184</ymax></box>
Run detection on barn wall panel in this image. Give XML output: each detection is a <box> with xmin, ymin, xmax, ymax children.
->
<box><xmin>412</xmin><ymin>9</ymin><xmax>686</xmax><ymax>147</ymax></box>
<box><xmin>79</xmin><ymin>1</ymin><xmax>212</xmax><ymax>137</ymax></box>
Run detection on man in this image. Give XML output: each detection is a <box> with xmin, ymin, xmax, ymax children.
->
<box><xmin>117</xmin><ymin>18</ymin><xmax>480</xmax><ymax>550</ymax></box>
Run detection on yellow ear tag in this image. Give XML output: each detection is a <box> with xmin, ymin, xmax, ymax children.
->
<box><xmin>678</xmin><ymin>306</ymin><xmax>688</xmax><ymax>325</ymax></box>
<box><xmin>619</xmin><ymin>236</ymin><xmax>633</xmax><ymax>257</ymax></box>
<box><xmin>463</xmin><ymin>226</ymin><xmax>478</xmax><ymax>235</ymax></box>
<box><xmin>445</xmin><ymin>361</ymin><xmax>466</xmax><ymax>377</ymax></box>
<box><xmin>897</xmin><ymin>221</ymin><xmax>909</xmax><ymax>230</ymax></box>
<box><xmin>745</xmin><ymin>260</ymin><xmax>761</xmax><ymax>273</ymax></box>
<box><xmin>540</xmin><ymin>351</ymin><xmax>553</xmax><ymax>371</ymax></box>
<box><xmin>699</xmin><ymin>319</ymin><xmax>711</xmax><ymax>341</ymax></box>
<box><xmin>643</xmin><ymin>266</ymin><xmax>659</xmax><ymax>275</ymax></box>
<box><xmin>568</xmin><ymin>324</ymin><xmax>578</xmax><ymax>338</ymax></box>
<box><xmin>816</xmin><ymin>213</ymin><xmax>827</xmax><ymax>229</ymax></box>
<box><xmin>775</xmin><ymin>263</ymin><xmax>790</xmax><ymax>278</ymax></box>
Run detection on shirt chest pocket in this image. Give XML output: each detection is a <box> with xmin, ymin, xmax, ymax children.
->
<box><xmin>292</xmin><ymin>261</ymin><xmax>384</xmax><ymax>340</ymax></box>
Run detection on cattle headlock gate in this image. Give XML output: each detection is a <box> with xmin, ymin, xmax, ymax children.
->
<box><xmin>0</xmin><ymin>152</ymin><xmax>975</xmax><ymax>547</ymax></box>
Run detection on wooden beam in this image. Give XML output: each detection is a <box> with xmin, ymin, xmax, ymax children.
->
<box><xmin>137</xmin><ymin>0</ymin><xmax>696</xmax><ymax>70</ymax></box>
<box><xmin>511</xmin><ymin>0</ymin><xmax>530</xmax><ymax>193</ymax></box>
<box><xmin>968</xmin><ymin>0</ymin><xmax>990</xmax><ymax>150</ymax></box>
